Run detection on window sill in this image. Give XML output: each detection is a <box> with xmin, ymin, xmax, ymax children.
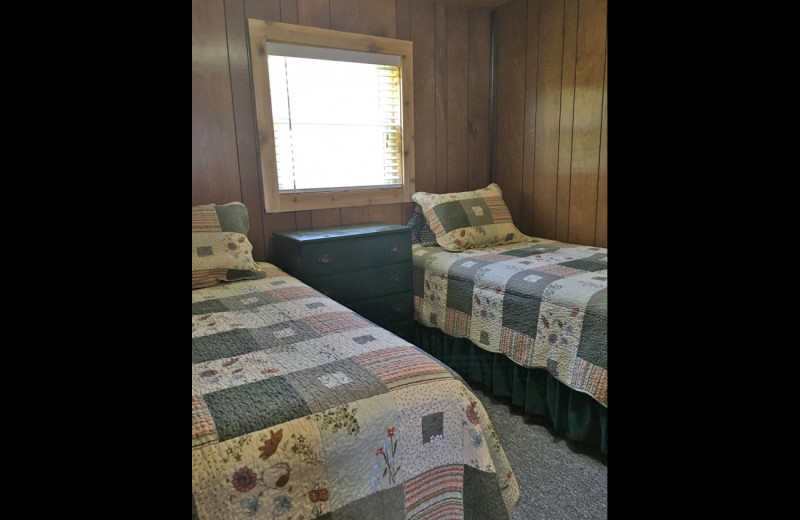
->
<box><xmin>264</xmin><ymin>185</ymin><xmax>414</xmax><ymax>213</ymax></box>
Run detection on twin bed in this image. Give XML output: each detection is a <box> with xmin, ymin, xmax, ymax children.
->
<box><xmin>410</xmin><ymin>240</ymin><xmax>607</xmax><ymax>454</ymax></box>
<box><xmin>406</xmin><ymin>184</ymin><xmax>607</xmax><ymax>455</ymax></box>
<box><xmin>192</xmin><ymin>183</ymin><xmax>607</xmax><ymax>519</ymax></box>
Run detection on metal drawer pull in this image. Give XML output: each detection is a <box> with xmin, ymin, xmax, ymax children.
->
<box><xmin>391</xmin><ymin>274</ymin><xmax>403</xmax><ymax>283</ymax></box>
<box><xmin>389</xmin><ymin>243</ymin><xmax>399</xmax><ymax>252</ymax></box>
<box><xmin>317</xmin><ymin>253</ymin><xmax>334</xmax><ymax>264</ymax></box>
<box><xmin>392</xmin><ymin>304</ymin><xmax>405</xmax><ymax>313</ymax></box>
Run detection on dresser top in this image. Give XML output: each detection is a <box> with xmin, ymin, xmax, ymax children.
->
<box><xmin>273</xmin><ymin>222</ymin><xmax>410</xmax><ymax>243</ymax></box>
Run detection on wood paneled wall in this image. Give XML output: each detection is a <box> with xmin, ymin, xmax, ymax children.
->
<box><xmin>191</xmin><ymin>0</ymin><xmax>608</xmax><ymax>262</ymax></box>
<box><xmin>494</xmin><ymin>0</ymin><xmax>607</xmax><ymax>247</ymax></box>
<box><xmin>192</xmin><ymin>0</ymin><xmax>493</xmax><ymax>262</ymax></box>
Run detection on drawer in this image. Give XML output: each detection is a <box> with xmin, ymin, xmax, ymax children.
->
<box><xmin>305</xmin><ymin>262</ymin><xmax>412</xmax><ymax>304</ymax></box>
<box><xmin>348</xmin><ymin>291</ymin><xmax>413</xmax><ymax>327</ymax></box>
<box><xmin>300</xmin><ymin>232</ymin><xmax>411</xmax><ymax>278</ymax></box>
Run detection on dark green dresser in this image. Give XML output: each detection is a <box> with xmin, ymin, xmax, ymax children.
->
<box><xmin>272</xmin><ymin>223</ymin><xmax>414</xmax><ymax>341</ymax></box>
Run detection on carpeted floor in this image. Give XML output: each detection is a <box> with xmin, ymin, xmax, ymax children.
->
<box><xmin>469</xmin><ymin>385</ymin><xmax>608</xmax><ymax>520</ymax></box>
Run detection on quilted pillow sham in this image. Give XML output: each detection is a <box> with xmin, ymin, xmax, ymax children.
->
<box><xmin>192</xmin><ymin>202</ymin><xmax>266</xmax><ymax>289</ymax></box>
<box><xmin>406</xmin><ymin>204</ymin><xmax>438</xmax><ymax>246</ymax></box>
<box><xmin>411</xmin><ymin>183</ymin><xmax>532</xmax><ymax>251</ymax></box>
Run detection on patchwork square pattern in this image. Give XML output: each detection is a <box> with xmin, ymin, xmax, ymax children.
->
<box><xmin>192</xmin><ymin>202</ymin><xmax>265</xmax><ymax>289</ymax></box>
<box><xmin>412</xmin><ymin>238</ymin><xmax>607</xmax><ymax>407</ymax></box>
<box><xmin>459</xmin><ymin>198</ymin><xmax>493</xmax><ymax>226</ymax></box>
<box><xmin>412</xmin><ymin>183</ymin><xmax>532</xmax><ymax>251</ymax></box>
<box><xmin>202</xmin><ymin>376</ymin><xmax>312</xmax><ymax>442</ymax></box>
<box><xmin>318</xmin><ymin>371</ymin><xmax>351</xmax><ymax>388</ymax></box>
<box><xmin>407</xmin><ymin>204</ymin><xmax>439</xmax><ymax>246</ymax></box>
<box><xmin>285</xmin><ymin>358</ymin><xmax>388</xmax><ymax>413</ymax></box>
<box><xmin>355</xmin><ymin>345</ymin><xmax>451</xmax><ymax>390</ymax></box>
<box><xmin>305</xmin><ymin>311</ymin><xmax>370</xmax><ymax>335</ymax></box>
<box><xmin>404</xmin><ymin>465</ymin><xmax>464</xmax><ymax>518</ymax></box>
<box><xmin>422</xmin><ymin>412</ymin><xmax>444</xmax><ymax>444</ymax></box>
<box><xmin>192</xmin><ymin>264</ymin><xmax>521</xmax><ymax>520</ymax></box>
<box><xmin>432</xmin><ymin>200</ymin><xmax>472</xmax><ymax>232</ymax></box>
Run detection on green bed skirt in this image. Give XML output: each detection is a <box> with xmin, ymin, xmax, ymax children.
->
<box><xmin>412</xmin><ymin>322</ymin><xmax>607</xmax><ymax>455</ymax></box>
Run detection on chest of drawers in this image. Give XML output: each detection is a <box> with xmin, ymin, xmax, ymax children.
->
<box><xmin>272</xmin><ymin>223</ymin><xmax>414</xmax><ymax>341</ymax></box>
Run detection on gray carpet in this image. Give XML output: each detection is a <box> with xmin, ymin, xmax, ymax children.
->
<box><xmin>470</xmin><ymin>385</ymin><xmax>608</xmax><ymax>520</ymax></box>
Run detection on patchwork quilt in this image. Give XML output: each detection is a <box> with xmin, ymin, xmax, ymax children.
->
<box><xmin>192</xmin><ymin>264</ymin><xmax>520</xmax><ymax>519</ymax></box>
<box><xmin>412</xmin><ymin>239</ymin><xmax>607</xmax><ymax>407</ymax></box>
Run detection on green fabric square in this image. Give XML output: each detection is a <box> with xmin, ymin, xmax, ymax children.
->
<box><xmin>459</xmin><ymin>198</ymin><xmax>494</xmax><ymax>226</ymax></box>
<box><xmin>463</xmin><ymin>465</ymin><xmax>509</xmax><ymax>520</ymax></box>
<box><xmin>285</xmin><ymin>358</ymin><xmax>388</xmax><ymax>414</ymax></box>
<box><xmin>203</xmin><ymin>377</ymin><xmax>312</xmax><ymax>442</ymax></box>
<box><xmin>421</xmin><ymin>412</ymin><xmax>444</xmax><ymax>444</ymax></box>
<box><xmin>433</xmin><ymin>200</ymin><xmax>471</xmax><ymax>232</ymax></box>
<box><xmin>214</xmin><ymin>202</ymin><xmax>250</xmax><ymax>234</ymax></box>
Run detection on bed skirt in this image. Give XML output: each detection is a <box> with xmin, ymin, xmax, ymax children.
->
<box><xmin>412</xmin><ymin>322</ymin><xmax>607</xmax><ymax>455</ymax></box>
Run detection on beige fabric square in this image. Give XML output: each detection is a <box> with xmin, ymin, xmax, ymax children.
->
<box><xmin>192</xmin><ymin>202</ymin><xmax>265</xmax><ymax>289</ymax></box>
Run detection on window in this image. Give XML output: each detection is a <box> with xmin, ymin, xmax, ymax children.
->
<box><xmin>248</xmin><ymin>20</ymin><xmax>415</xmax><ymax>213</ymax></box>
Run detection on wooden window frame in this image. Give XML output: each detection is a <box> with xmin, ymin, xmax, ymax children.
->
<box><xmin>248</xmin><ymin>19</ymin><xmax>416</xmax><ymax>213</ymax></box>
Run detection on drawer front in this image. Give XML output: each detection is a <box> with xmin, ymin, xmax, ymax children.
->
<box><xmin>306</xmin><ymin>262</ymin><xmax>412</xmax><ymax>304</ymax></box>
<box><xmin>301</xmin><ymin>231</ymin><xmax>411</xmax><ymax>278</ymax></box>
<box><xmin>348</xmin><ymin>291</ymin><xmax>413</xmax><ymax>327</ymax></box>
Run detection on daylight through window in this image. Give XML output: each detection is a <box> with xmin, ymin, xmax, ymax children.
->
<box><xmin>248</xmin><ymin>20</ymin><xmax>415</xmax><ymax>213</ymax></box>
<box><xmin>268</xmin><ymin>45</ymin><xmax>402</xmax><ymax>193</ymax></box>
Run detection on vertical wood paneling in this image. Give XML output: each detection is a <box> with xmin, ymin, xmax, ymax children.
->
<box><xmin>360</xmin><ymin>0</ymin><xmax>396</xmax><ymax>37</ymax></box>
<box><xmin>244</xmin><ymin>0</ymin><xmax>281</xmax><ymax>260</ymax></box>
<box><xmin>400</xmin><ymin>201</ymin><xmax>415</xmax><ymax>225</ymax></box>
<box><xmin>467</xmin><ymin>8</ymin><xmax>490</xmax><ymax>191</ymax></box>
<box><xmin>410</xmin><ymin>0</ymin><xmax>436</xmax><ymax>194</ymax></box>
<box><xmin>312</xmin><ymin>208</ymin><xmax>342</xmax><ymax>228</ymax></box>
<box><xmin>369</xmin><ymin>203</ymin><xmax>402</xmax><ymax>224</ymax></box>
<box><xmin>446</xmin><ymin>6</ymin><xmax>469</xmax><ymax>194</ymax></box>
<box><xmin>340</xmin><ymin>205</ymin><xmax>371</xmax><ymax>224</ymax></box>
<box><xmin>493</xmin><ymin>0</ymin><xmax>527</xmax><ymax>224</ymax></box>
<box><xmin>520</xmin><ymin>0</ymin><xmax>539</xmax><ymax>235</ymax></box>
<box><xmin>264</xmin><ymin>212</ymin><xmax>298</xmax><ymax>260</ymax></box>
<box><xmin>396</xmin><ymin>0</ymin><xmax>410</xmax><ymax>40</ymax></box>
<box><xmin>311</xmin><ymin>209</ymin><xmax>341</xmax><ymax>227</ymax></box>
<box><xmin>280</xmin><ymin>0</ymin><xmax>298</xmax><ymax>22</ymax></box>
<box><xmin>434</xmin><ymin>2</ymin><xmax>448</xmax><ymax>193</ymax></box>
<box><xmin>595</xmin><ymin>46</ymin><xmax>607</xmax><ymax>247</ymax></box>
<box><xmin>245</xmin><ymin>0</ymin><xmax>281</xmax><ymax>20</ymax></box>
<box><xmin>494</xmin><ymin>0</ymin><xmax>607</xmax><ymax>246</ymax></box>
<box><xmin>195</xmin><ymin>0</ymin><xmax>502</xmax><ymax>260</ymax></box>
<box><xmin>298</xmin><ymin>0</ymin><xmax>330</xmax><ymax>28</ymax></box>
<box><xmin>330</xmin><ymin>0</ymin><xmax>360</xmax><ymax>31</ymax></box>
<box><xmin>226</xmin><ymin>0</ymin><xmax>267</xmax><ymax>261</ymax></box>
<box><xmin>555</xmin><ymin>0</ymin><xmax>578</xmax><ymax>242</ymax></box>
<box><xmin>192</xmin><ymin>0</ymin><xmax>242</xmax><ymax>207</ymax></box>
<box><xmin>296</xmin><ymin>210</ymin><xmax>312</xmax><ymax>230</ymax></box>
<box><xmin>530</xmin><ymin>0</ymin><xmax>562</xmax><ymax>239</ymax></box>
<box><xmin>568</xmin><ymin>0</ymin><xmax>606</xmax><ymax>246</ymax></box>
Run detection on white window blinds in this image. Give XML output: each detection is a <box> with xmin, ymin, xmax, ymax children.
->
<box><xmin>266</xmin><ymin>44</ymin><xmax>403</xmax><ymax>193</ymax></box>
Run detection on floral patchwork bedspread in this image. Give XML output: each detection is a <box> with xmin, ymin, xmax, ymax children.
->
<box><xmin>412</xmin><ymin>239</ymin><xmax>607</xmax><ymax>407</ymax></box>
<box><xmin>192</xmin><ymin>264</ymin><xmax>519</xmax><ymax>519</ymax></box>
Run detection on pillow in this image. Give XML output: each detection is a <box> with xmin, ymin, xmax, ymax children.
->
<box><xmin>411</xmin><ymin>183</ymin><xmax>533</xmax><ymax>251</ymax></box>
<box><xmin>192</xmin><ymin>202</ymin><xmax>266</xmax><ymax>289</ymax></box>
<box><xmin>406</xmin><ymin>204</ymin><xmax>439</xmax><ymax>246</ymax></box>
